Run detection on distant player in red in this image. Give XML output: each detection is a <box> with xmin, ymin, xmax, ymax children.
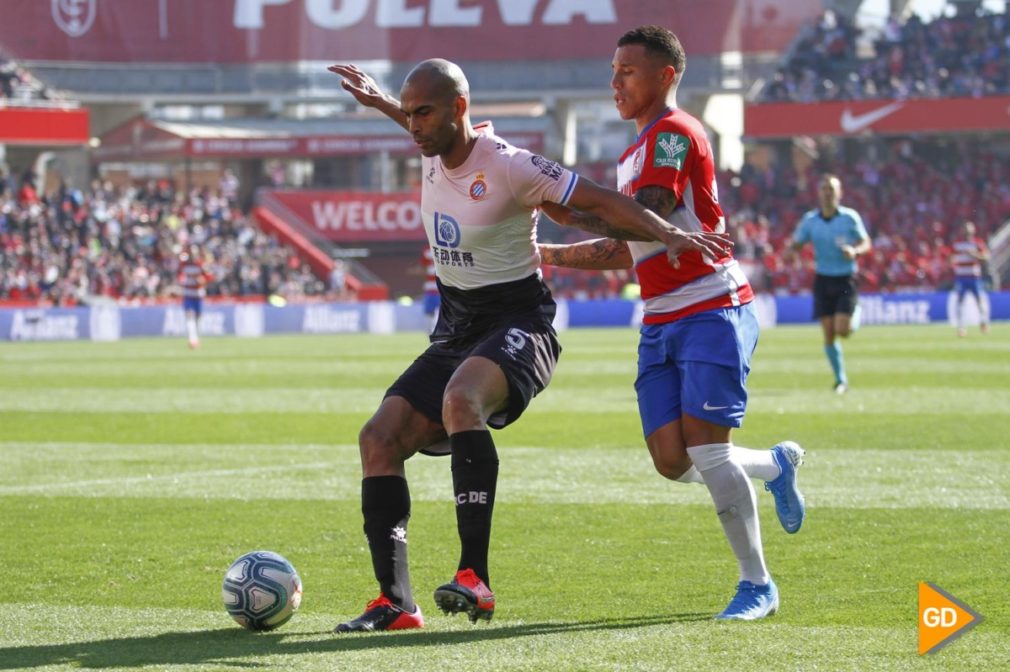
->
<box><xmin>951</xmin><ymin>221</ymin><xmax>990</xmax><ymax>337</ymax></box>
<box><xmin>421</xmin><ymin>245</ymin><xmax>440</xmax><ymax>332</ymax></box>
<box><xmin>539</xmin><ymin>26</ymin><xmax>805</xmax><ymax>621</ymax></box>
<box><xmin>178</xmin><ymin>245</ymin><xmax>211</xmax><ymax>349</ymax></box>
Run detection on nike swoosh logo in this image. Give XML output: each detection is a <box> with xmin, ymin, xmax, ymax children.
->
<box><xmin>839</xmin><ymin>102</ymin><xmax>905</xmax><ymax>133</ymax></box>
<box><xmin>703</xmin><ymin>401</ymin><xmax>729</xmax><ymax>411</ymax></box>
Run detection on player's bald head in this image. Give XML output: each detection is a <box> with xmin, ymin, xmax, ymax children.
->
<box><xmin>402</xmin><ymin>59</ymin><xmax>470</xmax><ymax>104</ymax></box>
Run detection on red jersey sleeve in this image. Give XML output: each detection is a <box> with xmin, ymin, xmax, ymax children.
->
<box><xmin>634</xmin><ymin>118</ymin><xmax>698</xmax><ymax>202</ymax></box>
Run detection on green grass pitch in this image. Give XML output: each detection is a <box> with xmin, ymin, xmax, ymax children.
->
<box><xmin>1</xmin><ymin>324</ymin><xmax>1008</xmax><ymax>671</ymax></box>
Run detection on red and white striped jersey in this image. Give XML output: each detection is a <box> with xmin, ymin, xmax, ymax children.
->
<box><xmin>178</xmin><ymin>258</ymin><xmax>210</xmax><ymax>298</ymax></box>
<box><xmin>618</xmin><ymin>108</ymin><xmax>752</xmax><ymax>324</ymax></box>
<box><xmin>422</xmin><ymin>246</ymin><xmax>438</xmax><ymax>295</ymax></box>
<box><xmin>951</xmin><ymin>237</ymin><xmax>987</xmax><ymax>278</ymax></box>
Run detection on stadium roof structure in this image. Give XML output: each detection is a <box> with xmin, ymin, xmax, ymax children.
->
<box><xmin>93</xmin><ymin>113</ymin><xmax>549</xmax><ymax>163</ymax></box>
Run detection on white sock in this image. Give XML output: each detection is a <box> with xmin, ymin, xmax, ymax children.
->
<box><xmin>676</xmin><ymin>446</ymin><xmax>780</xmax><ymax>484</ymax></box>
<box><xmin>676</xmin><ymin>467</ymin><xmax>704</xmax><ymax>484</ymax></box>
<box><xmin>186</xmin><ymin>316</ymin><xmax>199</xmax><ymax>343</ymax></box>
<box><xmin>732</xmin><ymin>446</ymin><xmax>781</xmax><ymax>481</ymax></box>
<box><xmin>687</xmin><ymin>442</ymin><xmax>770</xmax><ymax>585</ymax></box>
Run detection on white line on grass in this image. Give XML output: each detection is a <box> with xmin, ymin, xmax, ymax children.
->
<box><xmin>1</xmin><ymin>442</ymin><xmax>1007</xmax><ymax>509</ymax></box>
<box><xmin>0</xmin><ymin>461</ymin><xmax>338</xmax><ymax>495</ymax></box>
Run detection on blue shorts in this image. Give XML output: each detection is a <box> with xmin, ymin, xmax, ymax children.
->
<box><xmin>955</xmin><ymin>276</ymin><xmax>983</xmax><ymax>302</ymax></box>
<box><xmin>182</xmin><ymin>296</ymin><xmax>202</xmax><ymax>316</ymax></box>
<box><xmin>423</xmin><ymin>292</ymin><xmax>441</xmax><ymax>315</ymax></box>
<box><xmin>635</xmin><ymin>304</ymin><xmax>759</xmax><ymax>437</ymax></box>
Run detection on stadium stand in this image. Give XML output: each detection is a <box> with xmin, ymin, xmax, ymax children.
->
<box><xmin>762</xmin><ymin>8</ymin><xmax>1010</xmax><ymax>102</ymax></box>
<box><xmin>734</xmin><ymin>5</ymin><xmax>1010</xmax><ymax>296</ymax></box>
<box><xmin>0</xmin><ymin>178</ymin><xmax>331</xmax><ymax>306</ymax></box>
<box><xmin>719</xmin><ymin>137</ymin><xmax>1009</xmax><ymax>294</ymax></box>
<box><xmin>542</xmin><ymin>133</ymin><xmax>1009</xmax><ymax>300</ymax></box>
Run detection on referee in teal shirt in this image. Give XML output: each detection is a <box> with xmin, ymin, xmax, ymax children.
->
<box><xmin>791</xmin><ymin>174</ymin><xmax>872</xmax><ymax>394</ymax></box>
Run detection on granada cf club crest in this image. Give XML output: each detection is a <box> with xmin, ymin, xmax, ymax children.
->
<box><xmin>52</xmin><ymin>0</ymin><xmax>97</xmax><ymax>37</ymax></box>
<box><xmin>469</xmin><ymin>173</ymin><xmax>488</xmax><ymax>200</ymax></box>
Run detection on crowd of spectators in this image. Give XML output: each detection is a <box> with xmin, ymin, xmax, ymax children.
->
<box><xmin>0</xmin><ymin>173</ymin><xmax>329</xmax><ymax>306</ymax></box>
<box><xmin>540</xmin><ymin>137</ymin><xmax>1009</xmax><ymax>300</ymax></box>
<box><xmin>762</xmin><ymin>8</ymin><xmax>1010</xmax><ymax>102</ymax></box>
<box><xmin>4</xmin><ymin>141</ymin><xmax>1004</xmax><ymax>306</ymax></box>
<box><xmin>719</xmin><ymin>138</ymin><xmax>1010</xmax><ymax>294</ymax></box>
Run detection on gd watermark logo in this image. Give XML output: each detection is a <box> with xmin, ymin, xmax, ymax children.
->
<box><xmin>918</xmin><ymin>582</ymin><xmax>983</xmax><ymax>655</ymax></box>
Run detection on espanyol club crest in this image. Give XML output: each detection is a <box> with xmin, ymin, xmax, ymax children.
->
<box><xmin>469</xmin><ymin>173</ymin><xmax>488</xmax><ymax>200</ymax></box>
<box><xmin>52</xmin><ymin>0</ymin><xmax>96</xmax><ymax>38</ymax></box>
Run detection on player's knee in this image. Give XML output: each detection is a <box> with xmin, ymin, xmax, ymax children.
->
<box><xmin>441</xmin><ymin>385</ymin><xmax>485</xmax><ymax>431</ymax></box>
<box><xmin>358</xmin><ymin>421</ymin><xmax>402</xmax><ymax>469</ymax></box>
<box><xmin>651</xmin><ymin>452</ymin><xmax>692</xmax><ymax>481</ymax></box>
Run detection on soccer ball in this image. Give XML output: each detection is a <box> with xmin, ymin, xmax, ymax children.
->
<box><xmin>222</xmin><ymin>550</ymin><xmax>303</xmax><ymax>631</ymax></box>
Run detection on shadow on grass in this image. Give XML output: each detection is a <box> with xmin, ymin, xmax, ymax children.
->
<box><xmin>0</xmin><ymin>612</ymin><xmax>710</xmax><ymax>669</ymax></box>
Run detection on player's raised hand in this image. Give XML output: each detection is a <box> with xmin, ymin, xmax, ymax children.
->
<box><xmin>328</xmin><ymin>64</ymin><xmax>409</xmax><ymax>130</ymax></box>
<box><xmin>662</xmin><ymin>229</ymin><xmax>733</xmax><ymax>269</ymax></box>
<box><xmin>327</xmin><ymin>64</ymin><xmax>388</xmax><ymax>108</ymax></box>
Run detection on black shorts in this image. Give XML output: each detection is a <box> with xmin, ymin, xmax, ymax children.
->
<box><xmin>813</xmin><ymin>274</ymin><xmax>858</xmax><ymax>319</ymax></box>
<box><xmin>385</xmin><ymin>316</ymin><xmax>561</xmax><ymax>433</ymax></box>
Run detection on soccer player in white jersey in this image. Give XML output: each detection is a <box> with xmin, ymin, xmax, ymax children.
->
<box><xmin>951</xmin><ymin>221</ymin><xmax>990</xmax><ymax>337</ymax></box>
<box><xmin>538</xmin><ymin>26</ymin><xmax>805</xmax><ymax>621</ymax></box>
<box><xmin>326</xmin><ymin>59</ymin><xmax>731</xmax><ymax>632</ymax></box>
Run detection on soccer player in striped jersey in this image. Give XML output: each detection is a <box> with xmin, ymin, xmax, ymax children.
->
<box><xmin>327</xmin><ymin>58</ymin><xmax>730</xmax><ymax>633</ymax></box>
<box><xmin>538</xmin><ymin>26</ymin><xmax>805</xmax><ymax>621</ymax></box>
<box><xmin>951</xmin><ymin>221</ymin><xmax>990</xmax><ymax>337</ymax></box>
<box><xmin>177</xmin><ymin>245</ymin><xmax>211</xmax><ymax>349</ymax></box>
<box><xmin>421</xmin><ymin>245</ymin><xmax>440</xmax><ymax>332</ymax></box>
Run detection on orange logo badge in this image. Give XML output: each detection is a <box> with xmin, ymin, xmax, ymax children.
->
<box><xmin>918</xmin><ymin>582</ymin><xmax>983</xmax><ymax>655</ymax></box>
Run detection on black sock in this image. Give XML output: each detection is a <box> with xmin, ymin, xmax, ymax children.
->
<box><xmin>361</xmin><ymin>475</ymin><xmax>415</xmax><ymax>612</ymax></box>
<box><xmin>450</xmin><ymin>430</ymin><xmax>499</xmax><ymax>587</ymax></box>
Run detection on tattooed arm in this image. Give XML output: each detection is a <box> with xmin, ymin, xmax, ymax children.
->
<box><xmin>542</xmin><ymin>185</ymin><xmax>680</xmax><ymax>241</ymax></box>
<box><xmin>542</xmin><ymin>179</ymin><xmax>728</xmax><ymax>269</ymax></box>
<box><xmin>538</xmin><ymin>238</ymin><xmax>633</xmax><ymax>270</ymax></box>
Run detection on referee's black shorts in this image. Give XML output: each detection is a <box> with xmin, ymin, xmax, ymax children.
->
<box><xmin>385</xmin><ymin>315</ymin><xmax>560</xmax><ymax>434</ymax></box>
<box><xmin>813</xmin><ymin>274</ymin><xmax>858</xmax><ymax>319</ymax></box>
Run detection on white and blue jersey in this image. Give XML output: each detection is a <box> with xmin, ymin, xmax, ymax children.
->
<box><xmin>793</xmin><ymin>206</ymin><xmax>869</xmax><ymax>277</ymax></box>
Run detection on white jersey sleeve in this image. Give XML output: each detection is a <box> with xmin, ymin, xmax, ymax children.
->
<box><xmin>505</xmin><ymin>149</ymin><xmax>579</xmax><ymax>210</ymax></box>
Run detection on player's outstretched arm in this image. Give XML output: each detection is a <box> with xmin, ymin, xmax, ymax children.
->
<box><xmin>560</xmin><ymin>178</ymin><xmax>732</xmax><ymax>269</ymax></box>
<box><xmin>538</xmin><ymin>239</ymin><xmax>632</xmax><ymax>270</ymax></box>
<box><xmin>540</xmin><ymin>200</ymin><xmax>651</xmax><ymax>242</ymax></box>
<box><xmin>327</xmin><ymin>64</ymin><xmax>409</xmax><ymax>131</ymax></box>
